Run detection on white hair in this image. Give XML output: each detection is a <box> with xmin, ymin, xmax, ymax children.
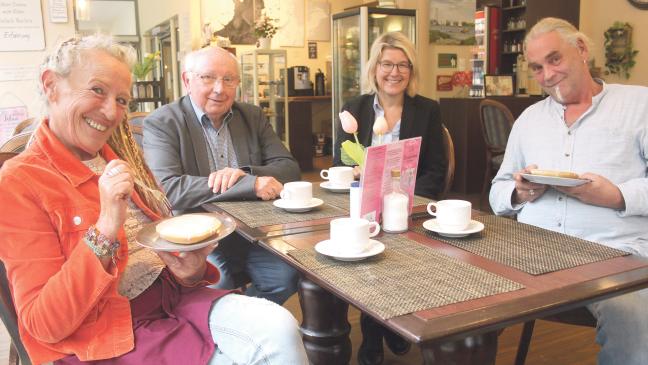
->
<box><xmin>183</xmin><ymin>46</ymin><xmax>240</xmax><ymax>76</ymax></box>
<box><xmin>524</xmin><ymin>17</ymin><xmax>594</xmax><ymax>60</ymax></box>
<box><xmin>39</xmin><ymin>34</ymin><xmax>137</xmax><ymax>105</ymax></box>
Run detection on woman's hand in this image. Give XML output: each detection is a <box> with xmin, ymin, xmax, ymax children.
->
<box><xmin>156</xmin><ymin>244</ymin><xmax>215</xmax><ymax>286</ymax></box>
<box><xmin>96</xmin><ymin>160</ymin><xmax>134</xmax><ymax>240</ymax></box>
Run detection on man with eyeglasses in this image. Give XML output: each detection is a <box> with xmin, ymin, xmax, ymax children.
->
<box><xmin>142</xmin><ymin>46</ymin><xmax>300</xmax><ymax>305</ymax></box>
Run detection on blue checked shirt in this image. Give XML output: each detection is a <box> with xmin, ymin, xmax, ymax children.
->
<box><xmin>190</xmin><ymin>97</ymin><xmax>239</xmax><ymax>171</ymax></box>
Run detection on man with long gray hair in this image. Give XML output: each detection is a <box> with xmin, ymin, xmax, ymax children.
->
<box><xmin>490</xmin><ymin>17</ymin><xmax>648</xmax><ymax>364</ymax></box>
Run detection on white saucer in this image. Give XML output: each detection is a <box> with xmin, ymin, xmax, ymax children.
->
<box><xmin>315</xmin><ymin>239</ymin><xmax>385</xmax><ymax>261</ymax></box>
<box><xmin>273</xmin><ymin>198</ymin><xmax>323</xmax><ymax>212</ymax></box>
<box><xmin>320</xmin><ymin>181</ymin><xmax>351</xmax><ymax>193</ymax></box>
<box><xmin>422</xmin><ymin>219</ymin><xmax>485</xmax><ymax>238</ymax></box>
<box><xmin>521</xmin><ymin>173</ymin><xmax>590</xmax><ymax>187</ymax></box>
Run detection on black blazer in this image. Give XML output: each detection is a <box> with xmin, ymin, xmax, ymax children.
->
<box><xmin>333</xmin><ymin>93</ymin><xmax>447</xmax><ymax>199</ymax></box>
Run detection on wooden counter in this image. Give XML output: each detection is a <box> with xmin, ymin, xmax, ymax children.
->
<box><xmin>440</xmin><ymin>96</ymin><xmax>543</xmax><ymax>194</ymax></box>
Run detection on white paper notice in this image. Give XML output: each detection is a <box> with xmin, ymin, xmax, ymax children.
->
<box><xmin>0</xmin><ymin>0</ymin><xmax>46</xmax><ymax>51</ymax></box>
<box><xmin>0</xmin><ymin>106</ymin><xmax>28</xmax><ymax>144</ymax></box>
<box><xmin>48</xmin><ymin>0</ymin><xmax>68</xmax><ymax>23</ymax></box>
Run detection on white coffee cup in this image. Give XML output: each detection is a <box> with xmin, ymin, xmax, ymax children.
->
<box><xmin>320</xmin><ymin>166</ymin><xmax>354</xmax><ymax>188</ymax></box>
<box><xmin>426</xmin><ymin>200</ymin><xmax>472</xmax><ymax>231</ymax></box>
<box><xmin>330</xmin><ymin>217</ymin><xmax>380</xmax><ymax>255</ymax></box>
<box><xmin>280</xmin><ymin>181</ymin><xmax>313</xmax><ymax>207</ymax></box>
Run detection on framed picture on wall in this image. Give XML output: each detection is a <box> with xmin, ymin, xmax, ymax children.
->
<box><xmin>484</xmin><ymin>75</ymin><xmax>514</xmax><ymax>96</ymax></box>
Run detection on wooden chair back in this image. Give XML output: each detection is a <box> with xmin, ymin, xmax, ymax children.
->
<box><xmin>0</xmin><ymin>132</ymin><xmax>32</xmax><ymax>153</ymax></box>
<box><xmin>12</xmin><ymin>118</ymin><xmax>36</xmax><ymax>136</ymax></box>
<box><xmin>440</xmin><ymin>125</ymin><xmax>455</xmax><ymax>199</ymax></box>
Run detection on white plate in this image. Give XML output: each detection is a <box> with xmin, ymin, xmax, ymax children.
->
<box><xmin>273</xmin><ymin>198</ymin><xmax>324</xmax><ymax>212</ymax></box>
<box><xmin>521</xmin><ymin>173</ymin><xmax>590</xmax><ymax>187</ymax></box>
<box><xmin>315</xmin><ymin>239</ymin><xmax>385</xmax><ymax>261</ymax></box>
<box><xmin>136</xmin><ymin>213</ymin><xmax>236</xmax><ymax>252</ymax></box>
<box><xmin>422</xmin><ymin>219</ymin><xmax>485</xmax><ymax>238</ymax></box>
<box><xmin>320</xmin><ymin>181</ymin><xmax>351</xmax><ymax>193</ymax></box>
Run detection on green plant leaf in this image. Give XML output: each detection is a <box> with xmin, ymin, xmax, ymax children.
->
<box><xmin>341</xmin><ymin>140</ymin><xmax>365</xmax><ymax>167</ymax></box>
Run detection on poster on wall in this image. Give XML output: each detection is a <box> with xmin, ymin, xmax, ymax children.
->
<box><xmin>0</xmin><ymin>105</ymin><xmax>28</xmax><ymax>144</ymax></box>
<box><xmin>306</xmin><ymin>0</ymin><xmax>330</xmax><ymax>41</ymax></box>
<box><xmin>202</xmin><ymin>0</ymin><xmax>260</xmax><ymax>45</ymax></box>
<box><xmin>429</xmin><ymin>0</ymin><xmax>475</xmax><ymax>45</ymax></box>
<box><xmin>265</xmin><ymin>0</ymin><xmax>304</xmax><ymax>47</ymax></box>
<box><xmin>0</xmin><ymin>0</ymin><xmax>46</xmax><ymax>51</ymax></box>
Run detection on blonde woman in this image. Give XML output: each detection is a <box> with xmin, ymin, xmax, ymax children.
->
<box><xmin>333</xmin><ymin>31</ymin><xmax>446</xmax><ymax>200</ymax></box>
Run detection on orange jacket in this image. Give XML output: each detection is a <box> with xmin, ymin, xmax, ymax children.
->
<box><xmin>0</xmin><ymin>121</ymin><xmax>219</xmax><ymax>364</ymax></box>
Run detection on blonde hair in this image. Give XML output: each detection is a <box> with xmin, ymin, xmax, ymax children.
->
<box><xmin>363</xmin><ymin>32</ymin><xmax>418</xmax><ymax>97</ymax></box>
<box><xmin>524</xmin><ymin>17</ymin><xmax>594</xmax><ymax>60</ymax></box>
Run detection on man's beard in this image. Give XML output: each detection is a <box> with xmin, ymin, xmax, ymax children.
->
<box><xmin>545</xmin><ymin>85</ymin><xmax>564</xmax><ymax>104</ymax></box>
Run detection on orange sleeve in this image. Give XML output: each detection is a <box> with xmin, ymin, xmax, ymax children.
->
<box><xmin>0</xmin><ymin>173</ymin><xmax>117</xmax><ymax>344</ymax></box>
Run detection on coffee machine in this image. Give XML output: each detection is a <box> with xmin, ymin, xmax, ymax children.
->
<box><xmin>287</xmin><ymin>66</ymin><xmax>314</xmax><ymax>96</ymax></box>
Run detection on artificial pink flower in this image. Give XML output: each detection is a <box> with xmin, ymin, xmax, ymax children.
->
<box><xmin>339</xmin><ymin>110</ymin><xmax>358</xmax><ymax>134</ymax></box>
<box><xmin>373</xmin><ymin>115</ymin><xmax>388</xmax><ymax>136</ymax></box>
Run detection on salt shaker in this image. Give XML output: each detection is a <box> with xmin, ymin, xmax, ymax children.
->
<box><xmin>382</xmin><ymin>169</ymin><xmax>408</xmax><ymax>233</ymax></box>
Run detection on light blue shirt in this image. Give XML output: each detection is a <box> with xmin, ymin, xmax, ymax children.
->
<box><xmin>371</xmin><ymin>94</ymin><xmax>401</xmax><ymax>146</ymax></box>
<box><xmin>490</xmin><ymin>82</ymin><xmax>648</xmax><ymax>256</ymax></box>
<box><xmin>189</xmin><ymin>96</ymin><xmax>239</xmax><ymax>171</ymax></box>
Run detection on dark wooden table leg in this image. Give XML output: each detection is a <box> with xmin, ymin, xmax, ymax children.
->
<box><xmin>420</xmin><ymin>330</ymin><xmax>498</xmax><ymax>365</ymax></box>
<box><xmin>298</xmin><ymin>277</ymin><xmax>351</xmax><ymax>365</ymax></box>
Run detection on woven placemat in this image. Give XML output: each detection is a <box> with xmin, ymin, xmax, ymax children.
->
<box><xmin>288</xmin><ymin>234</ymin><xmax>523</xmax><ymax>319</ymax></box>
<box><xmin>312</xmin><ymin>184</ymin><xmax>430</xmax><ymax>211</ymax></box>
<box><xmin>211</xmin><ymin>200</ymin><xmax>347</xmax><ymax>228</ymax></box>
<box><xmin>411</xmin><ymin>215</ymin><xmax>629</xmax><ymax>275</ymax></box>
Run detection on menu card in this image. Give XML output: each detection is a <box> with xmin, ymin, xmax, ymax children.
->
<box><xmin>358</xmin><ymin>137</ymin><xmax>421</xmax><ymax>222</ymax></box>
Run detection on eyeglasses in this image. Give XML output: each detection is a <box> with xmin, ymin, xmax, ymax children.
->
<box><xmin>378</xmin><ymin>62</ymin><xmax>412</xmax><ymax>73</ymax></box>
<box><xmin>193</xmin><ymin>73</ymin><xmax>240</xmax><ymax>88</ymax></box>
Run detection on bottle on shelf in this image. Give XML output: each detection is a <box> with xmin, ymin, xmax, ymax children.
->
<box><xmin>382</xmin><ymin>169</ymin><xmax>409</xmax><ymax>233</ymax></box>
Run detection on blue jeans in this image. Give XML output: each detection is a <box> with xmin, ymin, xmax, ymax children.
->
<box><xmin>208</xmin><ymin>294</ymin><xmax>309</xmax><ymax>364</ymax></box>
<box><xmin>207</xmin><ymin>233</ymin><xmax>298</xmax><ymax>304</ymax></box>
<box><xmin>588</xmin><ymin>287</ymin><xmax>648</xmax><ymax>365</ymax></box>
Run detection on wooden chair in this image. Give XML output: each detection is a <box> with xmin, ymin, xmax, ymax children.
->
<box><xmin>131</xmin><ymin>79</ymin><xmax>166</xmax><ymax>109</ymax></box>
<box><xmin>515</xmin><ymin>308</ymin><xmax>596</xmax><ymax>365</ymax></box>
<box><xmin>440</xmin><ymin>124</ymin><xmax>455</xmax><ymax>199</ymax></box>
<box><xmin>478</xmin><ymin>99</ymin><xmax>514</xmax><ymax>209</ymax></box>
<box><xmin>127</xmin><ymin>112</ymin><xmax>149</xmax><ymax>148</ymax></box>
<box><xmin>12</xmin><ymin>118</ymin><xmax>36</xmax><ymax>136</ymax></box>
<box><xmin>0</xmin><ymin>132</ymin><xmax>32</xmax><ymax>153</ymax></box>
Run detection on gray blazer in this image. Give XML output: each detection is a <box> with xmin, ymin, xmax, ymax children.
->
<box><xmin>143</xmin><ymin>96</ymin><xmax>301</xmax><ymax>211</ymax></box>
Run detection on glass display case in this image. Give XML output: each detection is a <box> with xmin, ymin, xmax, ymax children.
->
<box><xmin>239</xmin><ymin>50</ymin><xmax>289</xmax><ymax>147</ymax></box>
<box><xmin>331</xmin><ymin>7</ymin><xmax>416</xmax><ymax>160</ymax></box>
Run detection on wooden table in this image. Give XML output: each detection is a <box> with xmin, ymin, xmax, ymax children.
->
<box><xmin>256</xmin><ymin>217</ymin><xmax>648</xmax><ymax>364</ymax></box>
<box><xmin>203</xmin><ymin>199</ymin><xmax>648</xmax><ymax>364</ymax></box>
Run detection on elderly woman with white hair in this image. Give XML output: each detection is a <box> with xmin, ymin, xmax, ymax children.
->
<box><xmin>0</xmin><ymin>35</ymin><xmax>308</xmax><ymax>365</ymax></box>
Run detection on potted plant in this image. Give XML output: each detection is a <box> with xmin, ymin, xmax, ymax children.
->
<box><xmin>132</xmin><ymin>51</ymin><xmax>161</xmax><ymax>81</ymax></box>
<box><xmin>254</xmin><ymin>13</ymin><xmax>278</xmax><ymax>49</ymax></box>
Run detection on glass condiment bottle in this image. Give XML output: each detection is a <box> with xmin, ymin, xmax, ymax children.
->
<box><xmin>382</xmin><ymin>169</ymin><xmax>409</xmax><ymax>233</ymax></box>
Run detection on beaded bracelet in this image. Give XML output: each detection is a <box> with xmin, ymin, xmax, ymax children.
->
<box><xmin>84</xmin><ymin>225</ymin><xmax>120</xmax><ymax>265</ymax></box>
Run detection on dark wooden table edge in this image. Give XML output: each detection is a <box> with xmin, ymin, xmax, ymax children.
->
<box><xmin>261</xmin><ymin>235</ymin><xmax>648</xmax><ymax>347</ymax></box>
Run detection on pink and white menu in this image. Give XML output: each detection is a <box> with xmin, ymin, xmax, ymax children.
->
<box><xmin>358</xmin><ymin>137</ymin><xmax>421</xmax><ymax>222</ymax></box>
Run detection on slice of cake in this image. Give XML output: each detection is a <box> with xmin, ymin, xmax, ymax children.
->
<box><xmin>156</xmin><ymin>214</ymin><xmax>221</xmax><ymax>244</ymax></box>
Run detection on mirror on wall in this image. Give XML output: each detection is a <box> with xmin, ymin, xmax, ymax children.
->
<box><xmin>74</xmin><ymin>0</ymin><xmax>140</xmax><ymax>42</ymax></box>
